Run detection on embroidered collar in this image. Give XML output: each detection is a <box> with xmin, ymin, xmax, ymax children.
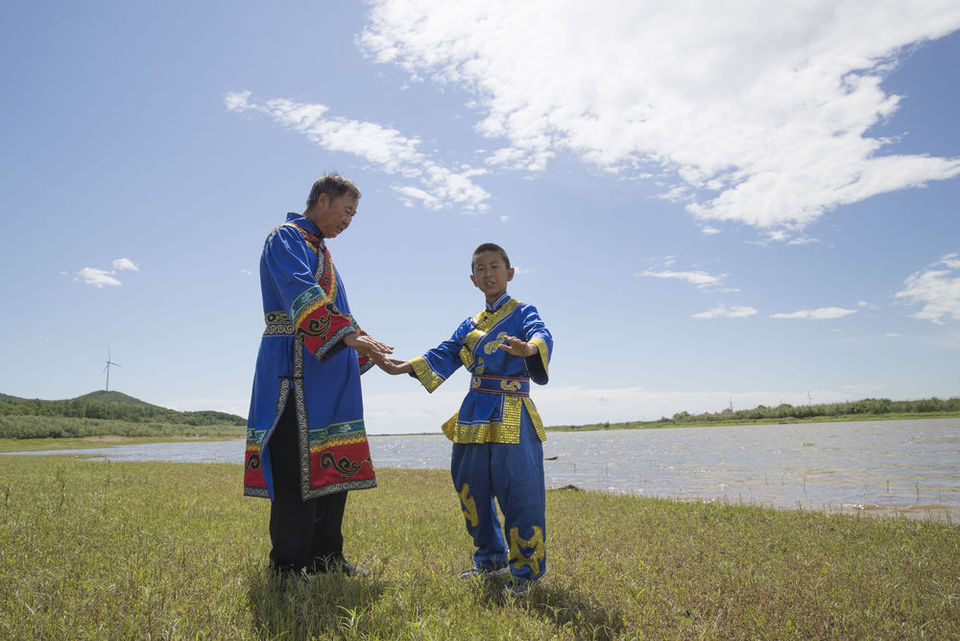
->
<box><xmin>283</xmin><ymin>213</ymin><xmax>325</xmax><ymax>248</ymax></box>
<box><xmin>486</xmin><ymin>292</ymin><xmax>511</xmax><ymax>312</ymax></box>
<box><xmin>285</xmin><ymin>212</ymin><xmax>323</xmax><ymax>238</ymax></box>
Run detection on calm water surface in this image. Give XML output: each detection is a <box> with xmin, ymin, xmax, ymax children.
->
<box><xmin>6</xmin><ymin>418</ymin><xmax>959</xmax><ymax>520</ymax></box>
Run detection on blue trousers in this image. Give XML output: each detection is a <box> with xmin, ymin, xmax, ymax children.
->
<box><xmin>450</xmin><ymin>415</ymin><xmax>546</xmax><ymax>579</ymax></box>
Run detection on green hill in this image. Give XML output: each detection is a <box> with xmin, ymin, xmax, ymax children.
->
<box><xmin>0</xmin><ymin>390</ymin><xmax>246</xmax><ymax>437</ymax></box>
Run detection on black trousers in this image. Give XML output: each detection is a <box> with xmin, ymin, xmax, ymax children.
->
<box><xmin>268</xmin><ymin>399</ymin><xmax>348</xmax><ymax>571</ymax></box>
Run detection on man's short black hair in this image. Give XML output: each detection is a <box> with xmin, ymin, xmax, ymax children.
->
<box><xmin>306</xmin><ymin>173</ymin><xmax>361</xmax><ymax>210</ymax></box>
<box><xmin>472</xmin><ymin>243</ymin><xmax>511</xmax><ymax>271</ymax></box>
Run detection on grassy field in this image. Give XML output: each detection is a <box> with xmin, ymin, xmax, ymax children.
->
<box><xmin>0</xmin><ymin>414</ymin><xmax>245</xmax><ymax>441</ymax></box>
<box><xmin>1</xmin><ymin>458</ymin><xmax>957</xmax><ymax>640</ymax></box>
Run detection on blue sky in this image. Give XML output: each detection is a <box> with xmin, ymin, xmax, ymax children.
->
<box><xmin>1</xmin><ymin>1</ymin><xmax>959</xmax><ymax>434</ymax></box>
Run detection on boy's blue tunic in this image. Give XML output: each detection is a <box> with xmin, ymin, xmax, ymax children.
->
<box><xmin>244</xmin><ymin>213</ymin><xmax>377</xmax><ymax>501</ymax></box>
<box><xmin>410</xmin><ymin>292</ymin><xmax>553</xmax><ymax>579</ymax></box>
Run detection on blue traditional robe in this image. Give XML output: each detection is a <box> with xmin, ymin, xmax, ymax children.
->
<box><xmin>409</xmin><ymin>292</ymin><xmax>552</xmax><ymax>444</ymax></box>
<box><xmin>244</xmin><ymin>213</ymin><xmax>377</xmax><ymax>500</ymax></box>
<box><xmin>410</xmin><ymin>292</ymin><xmax>553</xmax><ymax>578</ymax></box>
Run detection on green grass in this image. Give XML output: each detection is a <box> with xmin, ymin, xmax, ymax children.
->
<box><xmin>1</xmin><ymin>459</ymin><xmax>958</xmax><ymax>640</ymax></box>
<box><xmin>0</xmin><ymin>414</ymin><xmax>245</xmax><ymax>440</ymax></box>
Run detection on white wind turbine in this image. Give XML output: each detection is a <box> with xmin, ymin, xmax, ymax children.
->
<box><xmin>103</xmin><ymin>348</ymin><xmax>122</xmax><ymax>392</ymax></box>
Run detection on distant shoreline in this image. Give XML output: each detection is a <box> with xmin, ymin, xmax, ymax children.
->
<box><xmin>3</xmin><ymin>411</ymin><xmax>957</xmax><ymax>453</ymax></box>
<box><xmin>548</xmin><ymin>410</ymin><xmax>960</xmax><ymax>432</ymax></box>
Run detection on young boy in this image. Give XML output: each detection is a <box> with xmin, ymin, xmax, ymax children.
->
<box><xmin>379</xmin><ymin>243</ymin><xmax>553</xmax><ymax>596</ymax></box>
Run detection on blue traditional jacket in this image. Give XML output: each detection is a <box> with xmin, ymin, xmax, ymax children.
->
<box><xmin>410</xmin><ymin>292</ymin><xmax>553</xmax><ymax>444</ymax></box>
<box><xmin>244</xmin><ymin>213</ymin><xmax>377</xmax><ymax>500</ymax></box>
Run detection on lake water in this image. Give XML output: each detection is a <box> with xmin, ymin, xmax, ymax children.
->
<box><xmin>6</xmin><ymin>418</ymin><xmax>959</xmax><ymax>520</ymax></box>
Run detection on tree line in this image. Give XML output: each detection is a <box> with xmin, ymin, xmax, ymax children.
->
<box><xmin>668</xmin><ymin>396</ymin><xmax>960</xmax><ymax>424</ymax></box>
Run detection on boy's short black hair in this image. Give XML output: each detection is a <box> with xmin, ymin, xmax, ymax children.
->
<box><xmin>306</xmin><ymin>173</ymin><xmax>361</xmax><ymax>209</ymax></box>
<box><xmin>472</xmin><ymin>243</ymin><xmax>511</xmax><ymax>271</ymax></box>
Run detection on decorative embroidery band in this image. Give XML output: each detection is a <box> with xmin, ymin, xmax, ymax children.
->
<box><xmin>411</xmin><ymin>356</ymin><xmax>445</xmax><ymax>393</ymax></box>
<box><xmin>470</xmin><ymin>375</ymin><xmax>530</xmax><ymax>396</ymax></box>
<box><xmin>263</xmin><ymin>310</ymin><xmax>295</xmax><ymax>337</ymax></box>
<box><xmin>308</xmin><ymin>420</ymin><xmax>367</xmax><ymax>447</ymax></box>
<box><xmin>441</xmin><ymin>395</ymin><xmax>547</xmax><ymax>444</ymax></box>
<box><xmin>529</xmin><ymin>336</ymin><xmax>550</xmax><ymax>378</ymax></box>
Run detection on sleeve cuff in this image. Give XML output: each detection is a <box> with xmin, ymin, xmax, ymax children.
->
<box><xmin>410</xmin><ymin>356</ymin><xmax>445</xmax><ymax>393</ymax></box>
<box><xmin>526</xmin><ymin>336</ymin><xmax>550</xmax><ymax>384</ymax></box>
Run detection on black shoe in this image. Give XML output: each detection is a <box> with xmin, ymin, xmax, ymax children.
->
<box><xmin>269</xmin><ymin>562</ymin><xmax>308</xmax><ymax>583</ymax></box>
<box><xmin>309</xmin><ymin>554</ymin><xmax>370</xmax><ymax>577</ymax></box>
<box><xmin>458</xmin><ymin>562</ymin><xmax>510</xmax><ymax>580</ymax></box>
<box><xmin>502</xmin><ymin>577</ymin><xmax>537</xmax><ymax>597</ymax></box>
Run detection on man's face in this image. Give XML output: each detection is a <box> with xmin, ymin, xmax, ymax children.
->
<box><xmin>309</xmin><ymin>193</ymin><xmax>358</xmax><ymax>238</ymax></box>
<box><xmin>470</xmin><ymin>250</ymin><xmax>514</xmax><ymax>299</ymax></box>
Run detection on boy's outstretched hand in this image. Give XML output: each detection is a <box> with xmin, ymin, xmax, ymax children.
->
<box><xmin>377</xmin><ymin>357</ymin><xmax>412</xmax><ymax>375</ymax></box>
<box><xmin>498</xmin><ymin>335</ymin><xmax>537</xmax><ymax>357</ymax></box>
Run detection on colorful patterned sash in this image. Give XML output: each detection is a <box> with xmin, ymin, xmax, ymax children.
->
<box><xmin>470</xmin><ymin>375</ymin><xmax>530</xmax><ymax>396</ymax></box>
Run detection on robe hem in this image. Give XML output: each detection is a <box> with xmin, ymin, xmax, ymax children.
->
<box><xmin>303</xmin><ymin>478</ymin><xmax>378</xmax><ymax>499</ymax></box>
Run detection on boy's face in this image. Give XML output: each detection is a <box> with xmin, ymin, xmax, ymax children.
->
<box><xmin>470</xmin><ymin>250</ymin><xmax>514</xmax><ymax>301</ymax></box>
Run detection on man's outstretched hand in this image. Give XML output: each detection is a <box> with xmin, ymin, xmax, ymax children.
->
<box><xmin>344</xmin><ymin>333</ymin><xmax>394</xmax><ymax>366</ymax></box>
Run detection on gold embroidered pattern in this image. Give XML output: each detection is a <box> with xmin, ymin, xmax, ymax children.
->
<box><xmin>500</xmin><ymin>379</ymin><xmax>522</xmax><ymax>392</ymax></box>
<box><xmin>459</xmin><ymin>345</ymin><xmax>474</xmax><ymax>369</ymax></box>
<box><xmin>442</xmin><ymin>396</ymin><xmax>546</xmax><ymax>444</ymax></box>
<box><xmin>509</xmin><ymin>526</ymin><xmax>545</xmax><ymax>575</ymax></box>
<box><xmin>457</xmin><ymin>483</ymin><xmax>479</xmax><ymax>528</ymax></box>
<box><xmin>483</xmin><ymin>331</ymin><xmax>509</xmax><ymax>355</ymax></box>
<box><xmin>529</xmin><ymin>336</ymin><xmax>550</xmax><ymax>378</ymax></box>
<box><xmin>522</xmin><ymin>398</ymin><xmax>547</xmax><ymax>441</ymax></box>
<box><xmin>410</xmin><ymin>356</ymin><xmax>445</xmax><ymax>393</ymax></box>
<box><xmin>460</xmin><ymin>300</ymin><xmax>521</xmax><ymax>366</ymax></box>
<box><xmin>442</xmin><ymin>396</ymin><xmax>522</xmax><ymax>444</ymax></box>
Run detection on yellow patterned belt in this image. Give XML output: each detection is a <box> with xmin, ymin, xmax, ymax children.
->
<box><xmin>470</xmin><ymin>375</ymin><xmax>530</xmax><ymax>396</ymax></box>
<box><xmin>263</xmin><ymin>310</ymin><xmax>295</xmax><ymax>337</ymax></box>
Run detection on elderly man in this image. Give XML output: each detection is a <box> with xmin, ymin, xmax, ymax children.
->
<box><xmin>243</xmin><ymin>173</ymin><xmax>392</xmax><ymax>579</ymax></box>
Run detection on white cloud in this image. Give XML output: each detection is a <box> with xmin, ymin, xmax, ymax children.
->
<box><xmin>75</xmin><ymin>267</ymin><xmax>122</xmax><ymax>288</ymax></box>
<box><xmin>225</xmin><ymin>90</ymin><xmax>491</xmax><ymax>213</ymax></box>
<box><xmin>639</xmin><ymin>269</ymin><xmax>728</xmax><ymax>290</ymax></box>
<box><xmin>112</xmin><ymin>258</ymin><xmax>139</xmax><ymax>272</ymax></box>
<box><xmin>240</xmin><ymin>268</ymin><xmax>253</xmax><ymax>276</ymax></box>
<box><xmin>693</xmin><ymin>305</ymin><xmax>758</xmax><ymax>319</ymax></box>
<box><xmin>360</xmin><ymin>0</ymin><xmax>960</xmax><ymax>233</ymax></box>
<box><xmin>73</xmin><ymin>258</ymin><xmax>139</xmax><ymax>287</ymax></box>
<box><xmin>895</xmin><ymin>252</ymin><xmax>960</xmax><ymax>324</ymax></box>
<box><xmin>770</xmin><ymin>307</ymin><xmax>859</xmax><ymax>319</ymax></box>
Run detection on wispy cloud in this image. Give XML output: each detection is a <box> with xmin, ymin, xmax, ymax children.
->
<box><xmin>693</xmin><ymin>305</ymin><xmax>758</xmax><ymax>319</ymax></box>
<box><xmin>360</xmin><ymin>0</ymin><xmax>960</xmax><ymax>236</ymax></box>
<box><xmin>895</xmin><ymin>252</ymin><xmax>960</xmax><ymax>324</ymax></box>
<box><xmin>770</xmin><ymin>307</ymin><xmax>858</xmax><ymax>319</ymax></box>
<box><xmin>74</xmin><ymin>258</ymin><xmax>139</xmax><ymax>288</ymax></box>
<box><xmin>638</xmin><ymin>269</ymin><xmax>731</xmax><ymax>291</ymax></box>
<box><xmin>225</xmin><ymin>91</ymin><xmax>491</xmax><ymax>213</ymax></box>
